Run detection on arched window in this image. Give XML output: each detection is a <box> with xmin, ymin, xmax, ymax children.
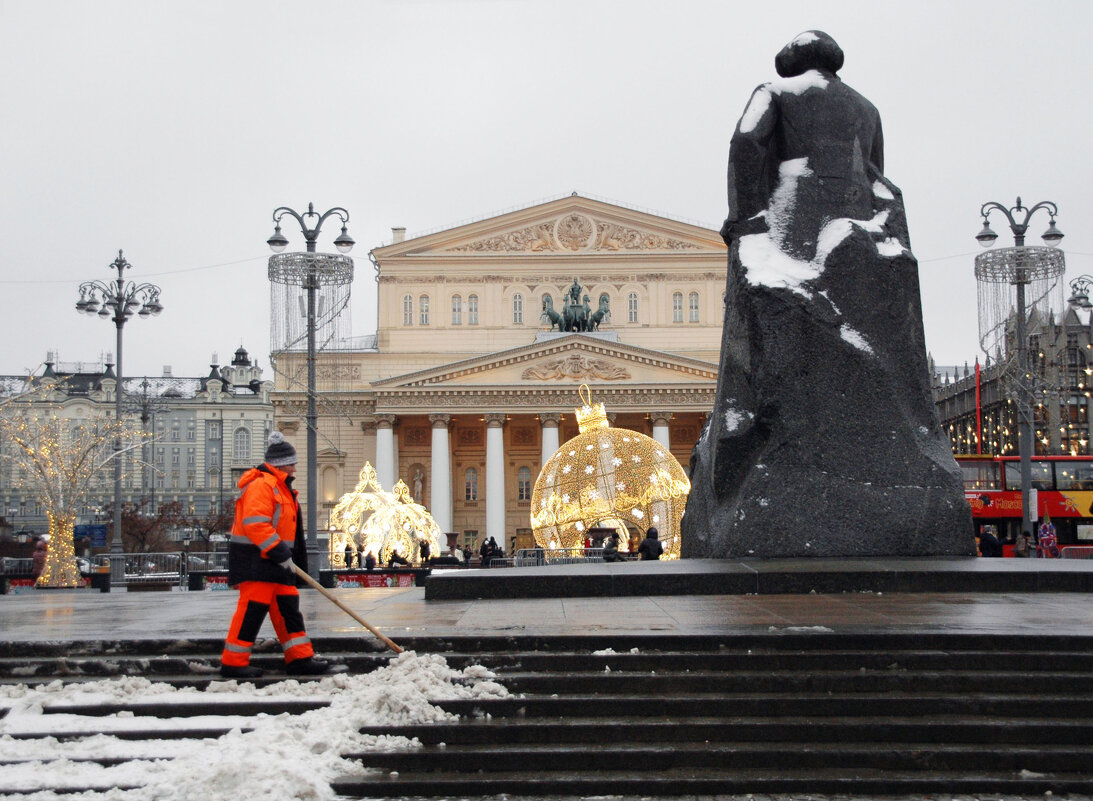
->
<box><xmin>419</xmin><ymin>295</ymin><xmax>430</xmax><ymax>326</ymax></box>
<box><xmin>628</xmin><ymin>292</ymin><xmax>639</xmax><ymax>323</ymax></box>
<box><xmin>517</xmin><ymin>466</ymin><xmax>532</xmax><ymax>501</ymax></box>
<box><xmin>233</xmin><ymin>428</ymin><xmax>250</xmax><ymax>461</ymax></box>
<box><xmin>468</xmin><ymin>294</ymin><xmax>479</xmax><ymax>325</ymax></box>
<box><xmin>512</xmin><ymin>293</ymin><xmax>524</xmax><ymax>324</ymax></box>
<box><xmin>672</xmin><ymin>292</ymin><xmax>683</xmax><ymax>323</ymax></box>
<box><xmin>402</xmin><ymin>294</ymin><xmax>413</xmax><ymax>326</ymax></box>
<box><xmin>451</xmin><ymin>294</ymin><xmax>462</xmax><ymax>325</ymax></box>
<box><xmin>689</xmin><ymin>291</ymin><xmax>700</xmax><ymax>323</ymax></box>
<box><xmin>465</xmin><ymin>467</ymin><xmax>478</xmax><ymax>501</ymax></box>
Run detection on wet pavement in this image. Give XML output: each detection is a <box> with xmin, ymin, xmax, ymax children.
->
<box><xmin>4</xmin><ymin>581</ymin><xmax>1093</xmax><ymax>642</ymax></box>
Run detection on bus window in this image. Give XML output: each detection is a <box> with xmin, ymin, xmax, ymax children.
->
<box><xmin>959</xmin><ymin>460</ymin><xmax>999</xmax><ymax>490</ymax></box>
<box><xmin>1055</xmin><ymin>460</ymin><xmax>1093</xmax><ymax>490</ymax></box>
<box><xmin>1002</xmin><ymin>460</ymin><xmax>1054</xmax><ymax>490</ymax></box>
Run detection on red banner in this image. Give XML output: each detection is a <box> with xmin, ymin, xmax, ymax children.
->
<box><xmin>966</xmin><ymin>490</ymin><xmax>1093</xmax><ymax>519</ymax></box>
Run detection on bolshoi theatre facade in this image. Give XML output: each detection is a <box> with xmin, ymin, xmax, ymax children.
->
<box><xmin>270</xmin><ymin>194</ymin><xmax>726</xmax><ymax>554</ymax></box>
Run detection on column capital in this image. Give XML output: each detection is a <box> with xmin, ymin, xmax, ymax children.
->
<box><xmin>538</xmin><ymin>412</ymin><xmax>562</xmax><ymax>428</ymax></box>
<box><xmin>650</xmin><ymin>410</ymin><xmax>674</xmax><ymax>427</ymax></box>
<box><xmin>484</xmin><ymin>413</ymin><xmax>507</xmax><ymax>428</ymax></box>
<box><xmin>375</xmin><ymin>413</ymin><xmax>398</xmax><ymax>428</ymax></box>
<box><xmin>429</xmin><ymin>413</ymin><xmax>452</xmax><ymax>429</ymax></box>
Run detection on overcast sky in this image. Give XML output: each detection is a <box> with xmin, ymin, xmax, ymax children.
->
<box><xmin>2</xmin><ymin>0</ymin><xmax>1089</xmax><ymax>380</ymax></box>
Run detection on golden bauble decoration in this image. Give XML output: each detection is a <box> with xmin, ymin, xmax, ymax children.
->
<box><xmin>531</xmin><ymin>385</ymin><xmax>690</xmax><ymax>559</ymax></box>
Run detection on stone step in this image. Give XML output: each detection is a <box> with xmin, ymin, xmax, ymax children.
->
<box><xmin>329</xmin><ymin>767</ymin><xmax>1093</xmax><ymax>798</ymax></box>
<box><xmin>434</xmin><ymin>692</ymin><xmax>1093</xmax><ymax>719</ymax></box>
<box><xmin>37</xmin><ymin>699</ymin><xmax>330</xmax><ymax>717</ymax></box>
<box><xmin>359</xmin><ymin>717</ymin><xmax>1093</xmax><ymax>745</ymax></box>
<box><xmin>344</xmin><ymin>740</ymin><xmax>1093</xmax><ymax>773</ymax></box>
<box><xmin>491</xmin><ymin>668</ymin><xmax>1091</xmax><ymax>694</ymax></box>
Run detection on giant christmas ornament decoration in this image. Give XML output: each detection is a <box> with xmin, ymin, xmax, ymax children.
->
<box><xmin>532</xmin><ymin>385</ymin><xmax>689</xmax><ymax>559</ymax></box>
<box><xmin>327</xmin><ymin>463</ymin><xmax>441</xmax><ymax>566</ymax></box>
<box><xmin>684</xmin><ymin>30</ymin><xmax>974</xmax><ymax>558</ymax></box>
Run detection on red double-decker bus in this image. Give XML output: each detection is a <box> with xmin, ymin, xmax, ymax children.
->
<box><xmin>956</xmin><ymin>454</ymin><xmax>1093</xmax><ymax>550</ymax></box>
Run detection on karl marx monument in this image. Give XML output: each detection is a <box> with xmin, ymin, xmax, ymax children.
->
<box><xmin>683</xmin><ymin>31</ymin><xmax>974</xmax><ymax>558</ymax></box>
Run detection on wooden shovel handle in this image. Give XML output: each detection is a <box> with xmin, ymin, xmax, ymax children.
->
<box><xmin>290</xmin><ymin>563</ymin><xmax>403</xmax><ymax>654</ymax></box>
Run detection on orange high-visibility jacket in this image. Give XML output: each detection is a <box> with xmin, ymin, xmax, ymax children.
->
<box><xmin>227</xmin><ymin>464</ymin><xmax>302</xmax><ymax>586</ymax></box>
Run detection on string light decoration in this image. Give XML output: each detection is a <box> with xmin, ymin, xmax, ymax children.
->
<box><xmin>531</xmin><ymin>384</ymin><xmax>690</xmax><ymax>559</ymax></box>
<box><xmin>326</xmin><ymin>462</ymin><xmax>441</xmax><ymax>567</ymax></box>
<box><xmin>0</xmin><ymin>405</ymin><xmax>131</xmax><ymax>588</ymax></box>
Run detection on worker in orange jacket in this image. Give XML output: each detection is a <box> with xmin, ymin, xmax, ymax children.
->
<box><xmin>219</xmin><ymin>432</ymin><xmax>345</xmax><ymax>679</ymax></box>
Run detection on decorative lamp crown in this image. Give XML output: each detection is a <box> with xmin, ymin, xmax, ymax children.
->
<box><xmin>575</xmin><ymin>384</ymin><xmax>609</xmax><ymax>432</ymax></box>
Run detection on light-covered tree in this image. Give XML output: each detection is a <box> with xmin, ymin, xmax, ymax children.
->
<box><xmin>0</xmin><ymin>397</ymin><xmax>134</xmax><ymax>588</ymax></box>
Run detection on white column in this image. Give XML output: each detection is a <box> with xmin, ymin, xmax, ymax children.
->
<box><xmin>651</xmin><ymin>411</ymin><xmax>673</xmax><ymax>449</ymax></box>
<box><xmin>485</xmin><ymin>413</ymin><xmax>506</xmax><ymax>548</ymax></box>
<box><xmin>374</xmin><ymin>414</ymin><xmax>397</xmax><ymax>491</ymax></box>
<box><xmin>539</xmin><ymin>412</ymin><xmax>561</xmax><ymax>466</ymax></box>
<box><xmin>429</xmin><ymin>414</ymin><xmax>452</xmax><ymax>533</ymax></box>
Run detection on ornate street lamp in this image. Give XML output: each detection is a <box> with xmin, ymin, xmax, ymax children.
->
<box><xmin>1067</xmin><ymin>275</ymin><xmax>1093</xmax><ymax>310</ymax></box>
<box><xmin>974</xmin><ymin>198</ymin><xmax>1064</xmax><ymax>536</ymax></box>
<box><xmin>75</xmin><ymin>251</ymin><xmax>164</xmax><ymax>571</ymax></box>
<box><xmin>267</xmin><ymin>204</ymin><xmax>354</xmax><ymax>574</ymax></box>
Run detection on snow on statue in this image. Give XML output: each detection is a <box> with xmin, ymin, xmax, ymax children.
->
<box><xmin>684</xmin><ymin>30</ymin><xmax>974</xmax><ymax>558</ymax></box>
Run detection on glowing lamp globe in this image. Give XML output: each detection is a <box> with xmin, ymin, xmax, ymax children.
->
<box><xmin>531</xmin><ymin>386</ymin><xmax>690</xmax><ymax>559</ymax></box>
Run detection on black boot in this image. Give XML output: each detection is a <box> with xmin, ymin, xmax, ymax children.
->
<box><xmin>220</xmin><ymin>664</ymin><xmax>263</xmax><ymax>679</ymax></box>
<box><xmin>286</xmin><ymin>657</ymin><xmax>347</xmax><ymax>676</ymax></box>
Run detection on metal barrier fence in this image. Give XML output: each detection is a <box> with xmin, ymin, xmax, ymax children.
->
<box><xmin>1061</xmin><ymin>546</ymin><xmax>1093</xmax><ymax>559</ymax></box>
<box><xmin>514</xmin><ymin>547</ymin><xmax>605</xmax><ymax>567</ymax></box>
<box><xmin>96</xmin><ymin>552</ymin><xmax>184</xmax><ymax>585</ymax></box>
<box><xmin>0</xmin><ymin>557</ymin><xmax>35</xmax><ymax>575</ymax></box>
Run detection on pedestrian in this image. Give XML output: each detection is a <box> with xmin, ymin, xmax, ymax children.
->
<box><xmin>1014</xmin><ymin>530</ymin><xmax>1032</xmax><ymax>558</ymax></box>
<box><xmin>364</xmin><ymin>552</ymin><xmax>377</xmax><ymax>571</ymax></box>
<box><xmin>419</xmin><ymin>537</ymin><xmax>431</xmax><ymax>565</ymax></box>
<box><xmin>978</xmin><ymin>527</ymin><xmax>1003</xmax><ymax>558</ymax></box>
<box><xmin>344</xmin><ymin>543</ymin><xmax>354</xmax><ymax>569</ymax></box>
<box><xmin>480</xmin><ymin>538</ymin><xmax>494</xmax><ymax>568</ymax></box>
<box><xmin>219</xmin><ymin>432</ymin><xmax>345</xmax><ymax>679</ymax></box>
<box><xmin>637</xmin><ymin>527</ymin><xmax>664</xmax><ymax>561</ymax></box>
<box><xmin>388</xmin><ymin>549</ymin><xmax>410</xmax><ymax>567</ymax></box>
<box><xmin>602</xmin><ymin>533</ymin><xmax>620</xmax><ymax>563</ymax></box>
<box><xmin>31</xmin><ymin>536</ymin><xmax>48</xmax><ymax>579</ymax></box>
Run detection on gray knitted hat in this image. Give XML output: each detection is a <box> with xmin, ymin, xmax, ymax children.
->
<box><xmin>264</xmin><ymin>431</ymin><xmax>297</xmax><ymax>466</ymax></box>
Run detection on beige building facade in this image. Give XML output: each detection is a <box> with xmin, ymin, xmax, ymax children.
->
<box><xmin>271</xmin><ymin>194</ymin><xmax>727</xmax><ymax>554</ymax></box>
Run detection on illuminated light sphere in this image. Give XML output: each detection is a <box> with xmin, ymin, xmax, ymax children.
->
<box><xmin>531</xmin><ymin>385</ymin><xmax>690</xmax><ymax>559</ymax></box>
<box><xmin>327</xmin><ymin>462</ymin><xmax>441</xmax><ymax>566</ymax></box>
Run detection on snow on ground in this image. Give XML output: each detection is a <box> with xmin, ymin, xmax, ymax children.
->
<box><xmin>0</xmin><ymin>652</ymin><xmax>509</xmax><ymax>801</ymax></box>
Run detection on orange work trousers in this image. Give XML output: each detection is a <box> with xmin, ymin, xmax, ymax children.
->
<box><xmin>220</xmin><ymin>581</ymin><xmax>315</xmax><ymax>667</ymax></box>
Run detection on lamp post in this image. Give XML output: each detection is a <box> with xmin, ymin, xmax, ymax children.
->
<box><xmin>267</xmin><ymin>204</ymin><xmax>354</xmax><ymax>573</ymax></box>
<box><xmin>974</xmin><ymin>198</ymin><xmax>1064</xmax><ymax>536</ymax></box>
<box><xmin>75</xmin><ymin>251</ymin><xmax>163</xmax><ymax>571</ymax></box>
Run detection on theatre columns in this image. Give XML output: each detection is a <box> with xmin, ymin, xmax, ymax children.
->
<box><xmin>651</xmin><ymin>411</ymin><xmax>673</xmax><ymax>449</ymax></box>
<box><xmin>373</xmin><ymin>414</ymin><xmax>398</xmax><ymax>490</ymax></box>
<box><xmin>485</xmin><ymin>413</ymin><xmax>506</xmax><ymax>547</ymax></box>
<box><xmin>539</xmin><ymin>412</ymin><xmax>561</xmax><ymax>466</ymax></box>
<box><xmin>429</xmin><ymin>414</ymin><xmax>453</xmax><ymax>533</ymax></box>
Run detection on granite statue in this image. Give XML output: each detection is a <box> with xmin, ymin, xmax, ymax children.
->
<box><xmin>683</xmin><ymin>31</ymin><xmax>974</xmax><ymax>558</ymax></box>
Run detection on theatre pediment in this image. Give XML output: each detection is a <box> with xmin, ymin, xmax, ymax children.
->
<box><xmin>371</xmin><ymin>336</ymin><xmax>718</xmax><ymax>390</ymax></box>
<box><xmin>372</xmin><ymin>194</ymin><xmax>725</xmax><ymax>257</ymax></box>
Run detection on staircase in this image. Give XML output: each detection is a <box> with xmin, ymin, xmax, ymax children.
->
<box><xmin>335</xmin><ymin>632</ymin><xmax>1093</xmax><ymax>797</ymax></box>
<box><xmin>2</xmin><ymin>632</ymin><xmax>1093</xmax><ymax>797</ymax></box>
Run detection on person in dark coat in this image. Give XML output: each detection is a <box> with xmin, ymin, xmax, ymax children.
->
<box><xmin>602</xmin><ymin>534</ymin><xmax>620</xmax><ymax>563</ymax></box>
<box><xmin>388</xmin><ymin>549</ymin><xmax>410</xmax><ymax>567</ymax></box>
<box><xmin>363</xmin><ymin>552</ymin><xmax>377</xmax><ymax>571</ymax></box>
<box><xmin>637</xmin><ymin>527</ymin><xmax>664</xmax><ymax>561</ymax></box>
<box><xmin>978</xmin><ymin>527</ymin><xmax>1003</xmax><ymax>557</ymax></box>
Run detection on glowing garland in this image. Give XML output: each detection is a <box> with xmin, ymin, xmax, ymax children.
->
<box><xmin>327</xmin><ymin>462</ymin><xmax>442</xmax><ymax>567</ymax></box>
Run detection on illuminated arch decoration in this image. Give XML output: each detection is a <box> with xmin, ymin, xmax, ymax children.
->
<box><xmin>531</xmin><ymin>385</ymin><xmax>690</xmax><ymax>559</ymax></box>
<box><xmin>327</xmin><ymin>462</ymin><xmax>442</xmax><ymax>567</ymax></box>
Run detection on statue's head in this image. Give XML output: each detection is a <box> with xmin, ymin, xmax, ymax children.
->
<box><xmin>775</xmin><ymin>30</ymin><xmax>843</xmax><ymax>78</ymax></box>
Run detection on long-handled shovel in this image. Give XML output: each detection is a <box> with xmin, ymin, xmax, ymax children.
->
<box><xmin>290</xmin><ymin>563</ymin><xmax>403</xmax><ymax>654</ymax></box>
